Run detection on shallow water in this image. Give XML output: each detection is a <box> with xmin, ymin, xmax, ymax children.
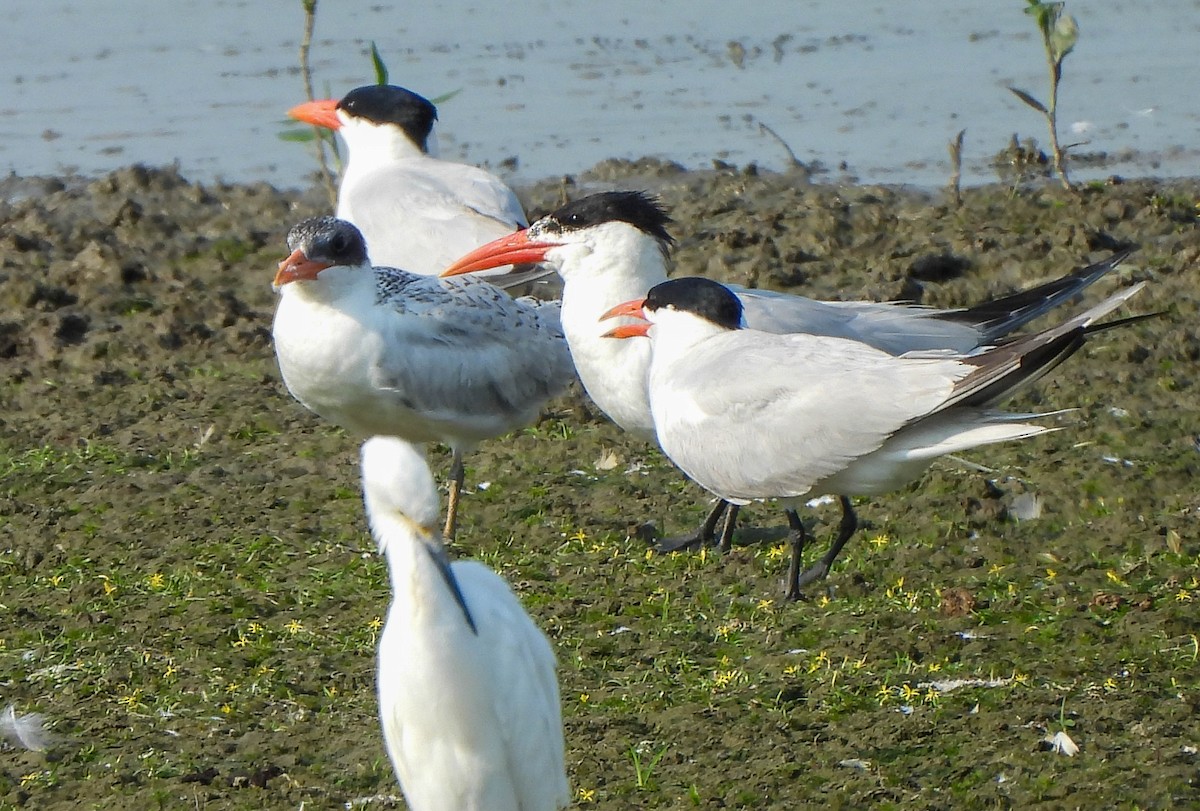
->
<box><xmin>2</xmin><ymin>0</ymin><xmax>1197</xmax><ymax>189</ymax></box>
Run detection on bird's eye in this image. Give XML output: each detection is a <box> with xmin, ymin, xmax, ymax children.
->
<box><xmin>562</xmin><ymin>213</ymin><xmax>582</xmax><ymax>226</ymax></box>
<box><xmin>330</xmin><ymin>232</ymin><xmax>348</xmax><ymax>253</ymax></box>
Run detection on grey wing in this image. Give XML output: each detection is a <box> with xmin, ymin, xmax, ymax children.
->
<box><xmin>370</xmin><ymin>273</ymin><xmax>572</xmax><ymax>425</ymax></box>
<box><xmin>655</xmin><ymin>334</ymin><xmax>967</xmax><ymax>501</ymax></box>
<box><xmin>733</xmin><ymin>285</ymin><xmax>986</xmax><ymax>354</ymax></box>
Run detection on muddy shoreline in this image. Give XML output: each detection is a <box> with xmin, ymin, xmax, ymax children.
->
<box><xmin>1</xmin><ymin>161</ymin><xmax>1198</xmax><ymax>809</ymax></box>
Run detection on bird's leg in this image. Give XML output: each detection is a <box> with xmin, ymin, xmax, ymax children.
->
<box><xmin>783</xmin><ymin>508</ymin><xmax>808</xmax><ymax>602</ymax></box>
<box><xmin>443</xmin><ymin>450</ymin><xmax>465</xmax><ymax>541</ymax></box>
<box><xmin>794</xmin><ymin>496</ymin><xmax>858</xmax><ymax>591</ymax></box>
<box><xmin>655</xmin><ymin>499</ymin><xmax>728</xmax><ymax>553</ymax></box>
<box><xmin>716</xmin><ymin>504</ymin><xmax>740</xmax><ymax>553</ymax></box>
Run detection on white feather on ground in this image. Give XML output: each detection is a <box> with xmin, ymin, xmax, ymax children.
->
<box><xmin>1</xmin><ymin>704</ymin><xmax>52</xmax><ymax>751</ymax></box>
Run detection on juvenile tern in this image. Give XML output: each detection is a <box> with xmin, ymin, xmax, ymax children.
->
<box><xmin>272</xmin><ymin>216</ymin><xmax>573</xmax><ymax>538</ymax></box>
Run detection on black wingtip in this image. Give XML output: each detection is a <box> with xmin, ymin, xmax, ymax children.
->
<box><xmin>936</xmin><ymin>248</ymin><xmax>1136</xmax><ymax>341</ymax></box>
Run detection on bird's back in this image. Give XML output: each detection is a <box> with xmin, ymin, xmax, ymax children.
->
<box><xmin>277</xmin><ymin>267</ymin><xmax>572</xmax><ymax>448</ymax></box>
<box><xmin>341</xmin><ymin>156</ymin><xmax>526</xmax><ymax>275</ymax></box>
<box><xmin>649</xmin><ymin>329</ymin><xmax>966</xmax><ymax>502</ymax></box>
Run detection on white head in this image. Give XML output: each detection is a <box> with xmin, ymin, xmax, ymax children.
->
<box><xmin>273</xmin><ymin>216</ymin><xmax>372</xmax><ymax>290</ymax></box>
<box><xmin>360</xmin><ymin>437</ymin><xmax>441</xmax><ymax>552</ymax></box>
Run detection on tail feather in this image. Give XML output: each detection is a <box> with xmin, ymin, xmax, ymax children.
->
<box><xmin>946</xmin><ymin>281</ymin><xmax>1147</xmax><ymax>409</ymax></box>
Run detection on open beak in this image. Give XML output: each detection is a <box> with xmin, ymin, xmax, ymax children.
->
<box><xmin>287</xmin><ymin>98</ymin><xmax>342</xmax><ymax>130</ymax></box>
<box><xmin>274</xmin><ymin>248</ymin><xmax>332</xmax><ymax>288</ymax></box>
<box><xmin>599</xmin><ymin>298</ymin><xmax>650</xmax><ymax>339</ymax></box>
<box><xmin>441</xmin><ymin>229</ymin><xmax>556</xmax><ymax>277</ymax></box>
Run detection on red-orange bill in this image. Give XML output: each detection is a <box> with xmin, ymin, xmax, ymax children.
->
<box><xmin>274</xmin><ymin>249</ymin><xmax>331</xmax><ymax>287</ymax></box>
<box><xmin>441</xmin><ymin>229</ymin><xmax>555</xmax><ymax>277</ymax></box>
<box><xmin>287</xmin><ymin>98</ymin><xmax>341</xmax><ymax>130</ymax></box>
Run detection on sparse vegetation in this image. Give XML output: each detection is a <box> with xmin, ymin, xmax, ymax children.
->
<box><xmin>0</xmin><ymin>162</ymin><xmax>1196</xmax><ymax>808</ymax></box>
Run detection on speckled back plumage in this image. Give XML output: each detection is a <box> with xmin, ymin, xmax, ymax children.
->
<box><xmin>272</xmin><ymin>217</ymin><xmax>573</xmax><ymax>452</ymax></box>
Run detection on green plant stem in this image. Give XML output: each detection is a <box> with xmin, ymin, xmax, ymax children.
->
<box><xmin>1043</xmin><ymin>56</ymin><xmax>1071</xmax><ymax>190</ymax></box>
<box><xmin>299</xmin><ymin>0</ymin><xmax>338</xmax><ymax>207</ymax></box>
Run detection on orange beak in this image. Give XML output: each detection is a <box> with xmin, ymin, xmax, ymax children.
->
<box><xmin>274</xmin><ymin>248</ymin><xmax>332</xmax><ymax>288</ymax></box>
<box><xmin>287</xmin><ymin>98</ymin><xmax>342</xmax><ymax>130</ymax></box>
<box><xmin>599</xmin><ymin>298</ymin><xmax>650</xmax><ymax>339</ymax></box>
<box><xmin>441</xmin><ymin>229</ymin><xmax>556</xmax><ymax>277</ymax></box>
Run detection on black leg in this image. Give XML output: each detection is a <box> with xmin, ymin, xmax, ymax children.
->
<box><xmin>716</xmin><ymin>504</ymin><xmax>740</xmax><ymax>553</ymax></box>
<box><xmin>655</xmin><ymin>499</ymin><xmax>728</xmax><ymax>553</ymax></box>
<box><xmin>794</xmin><ymin>496</ymin><xmax>858</xmax><ymax>591</ymax></box>
<box><xmin>783</xmin><ymin>508</ymin><xmax>808</xmax><ymax>602</ymax></box>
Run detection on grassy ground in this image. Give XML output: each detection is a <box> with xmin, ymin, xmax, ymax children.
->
<box><xmin>0</xmin><ymin>164</ymin><xmax>1197</xmax><ymax>809</ymax></box>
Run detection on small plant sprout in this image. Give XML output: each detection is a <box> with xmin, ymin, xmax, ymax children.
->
<box><xmin>629</xmin><ymin>740</ymin><xmax>669</xmax><ymax>790</ymax></box>
<box><xmin>947</xmin><ymin>128</ymin><xmax>966</xmax><ymax>206</ymax></box>
<box><xmin>1045</xmin><ymin>697</ymin><xmax>1080</xmax><ymax>756</ymax></box>
<box><xmin>1009</xmin><ymin>0</ymin><xmax>1080</xmax><ymax>190</ymax></box>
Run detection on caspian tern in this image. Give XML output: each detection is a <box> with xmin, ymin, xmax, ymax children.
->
<box><xmin>272</xmin><ymin>216</ymin><xmax>573</xmax><ymax>539</ymax></box>
<box><xmin>288</xmin><ymin>84</ymin><xmax>530</xmax><ymax>277</ymax></box>
<box><xmin>602</xmin><ymin>275</ymin><xmax>1145</xmax><ymax>599</ymax></box>
<box><xmin>362</xmin><ymin>437</ymin><xmax>569</xmax><ymax>811</ymax></box>
<box><xmin>442</xmin><ymin>191</ymin><xmax>1132</xmax><ymax>572</ymax></box>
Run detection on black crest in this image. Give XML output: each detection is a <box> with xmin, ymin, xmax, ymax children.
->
<box><xmin>548</xmin><ymin>191</ymin><xmax>674</xmax><ymax>246</ymax></box>
<box><xmin>644</xmin><ymin>277</ymin><xmax>743</xmax><ymax>330</ymax></box>
<box><xmin>337</xmin><ymin>85</ymin><xmax>438</xmax><ymax>152</ymax></box>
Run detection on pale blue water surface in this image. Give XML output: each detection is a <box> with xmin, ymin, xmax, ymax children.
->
<box><xmin>1</xmin><ymin>0</ymin><xmax>1196</xmax><ymax>188</ymax></box>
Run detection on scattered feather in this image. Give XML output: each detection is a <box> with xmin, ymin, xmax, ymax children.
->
<box><xmin>1166</xmin><ymin>529</ymin><xmax>1182</xmax><ymax>554</ymax></box>
<box><xmin>805</xmin><ymin>494</ymin><xmax>835</xmax><ymax>508</ymax></box>
<box><xmin>1</xmin><ymin>704</ymin><xmax>52</xmax><ymax>752</ymax></box>
<box><xmin>838</xmin><ymin>758</ymin><xmax>871</xmax><ymax>771</ymax></box>
<box><xmin>1101</xmin><ymin>455</ymin><xmax>1135</xmax><ymax>467</ymax></box>
<box><xmin>1010</xmin><ymin>492</ymin><xmax>1043</xmax><ymax>521</ymax></box>
<box><xmin>344</xmin><ymin>793</ymin><xmax>404</xmax><ymax>808</ymax></box>
<box><xmin>594</xmin><ymin>449</ymin><xmax>621</xmax><ymax>471</ymax></box>
<box><xmin>1108</xmin><ymin>406</ymin><xmax>1129</xmax><ymax>418</ymax></box>
<box><xmin>944</xmin><ymin>454</ymin><xmax>996</xmax><ymax>474</ymax></box>
<box><xmin>919</xmin><ymin>677</ymin><xmax>1012</xmax><ymax>693</ymax></box>
<box><xmin>898</xmin><ymin>705</ymin><xmax>913</xmax><ymax>715</ymax></box>
<box><xmin>195</xmin><ymin>423</ymin><xmax>215</xmax><ymax>449</ymax></box>
<box><xmin>475</xmin><ymin>481</ymin><xmax>491</xmax><ymax>491</ymax></box>
<box><xmin>1046</xmin><ymin>729</ymin><xmax>1080</xmax><ymax>757</ymax></box>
